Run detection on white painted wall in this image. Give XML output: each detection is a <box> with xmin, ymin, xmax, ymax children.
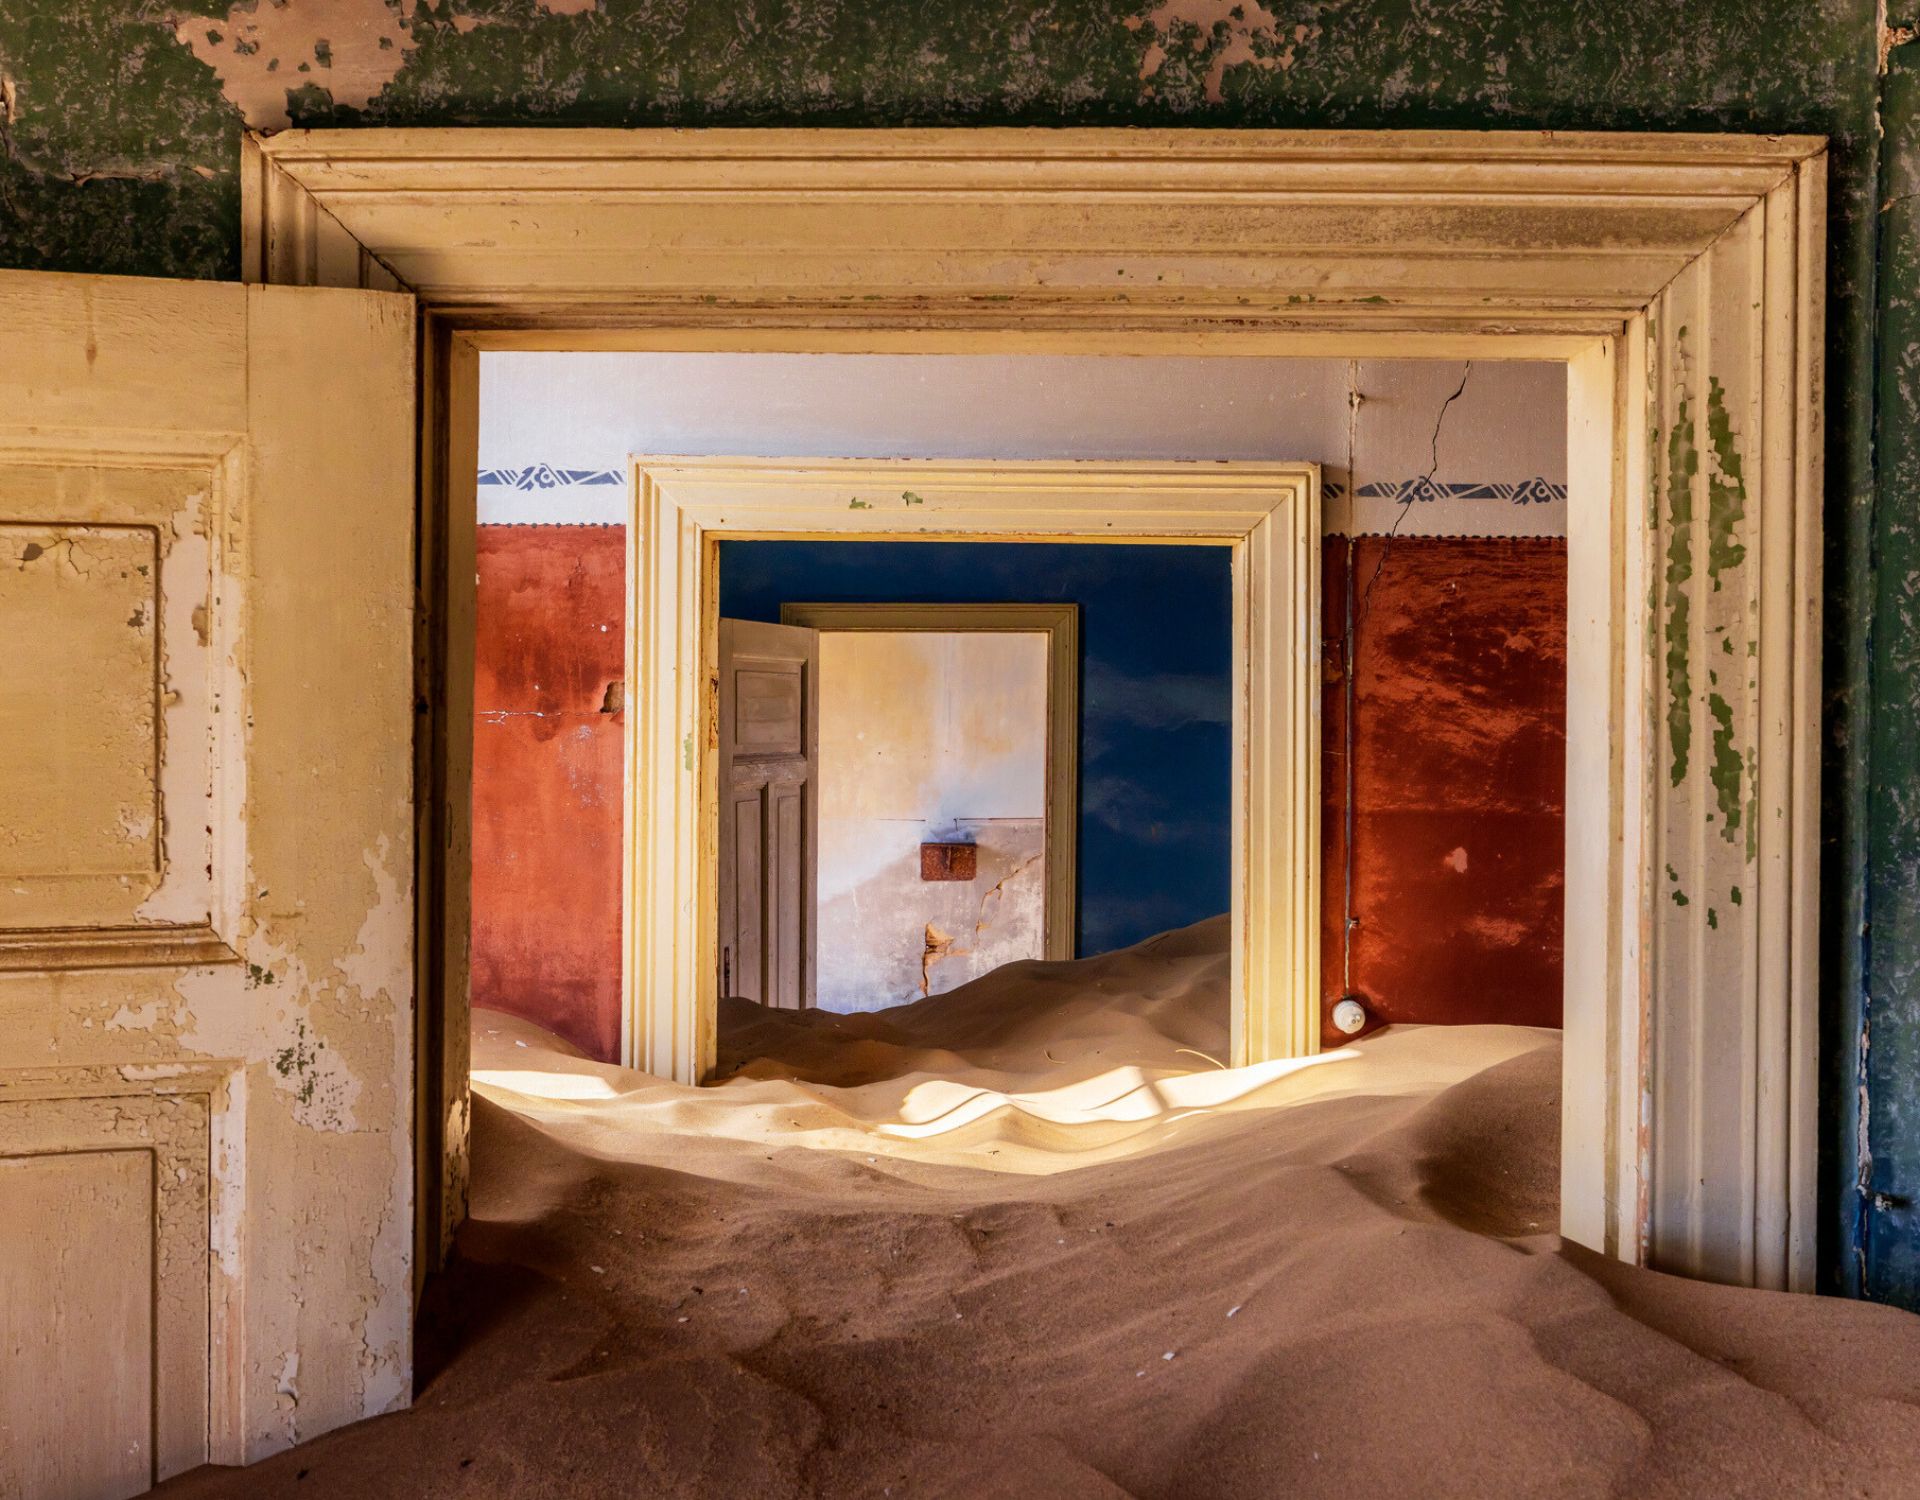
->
<box><xmin>815</xmin><ymin>630</ymin><xmax>1049</xmax><ymax>1011</ymax></box>
<box><xmin>478</xmin><ymin>353</ymin><xmax>1567</xmax><ymax>537</ymax></box>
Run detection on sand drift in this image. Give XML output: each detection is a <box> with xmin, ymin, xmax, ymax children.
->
<box><xmin>160</xmin><ymin>918</ymin><xmax>1920</xmax><ymax>1499</ymax></box>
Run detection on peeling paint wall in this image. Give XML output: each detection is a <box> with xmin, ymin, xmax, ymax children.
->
<box><xmin>1323</xmin><ymin>537</ymin><xmax>1567</xmax><ymax>1034</ymax></box>
<box><xmin>1865</xmin><ymin>30</ymin><xmax>1920</xmax><ymax>1304</ymax></box>
<box><xmin>0</xmin><ymin>0</ymin><xmax>1895</xmax><ymax>1299</ymax></box>
<box><xmin>816</xmin><ymin>629</ymin><xmax>1050</xmax><ymax>1011</ymax></box>
<box><xmin>470</xmin><ymin>524</ymin><xmax>624</xmax><ymax>1062</ymax></box>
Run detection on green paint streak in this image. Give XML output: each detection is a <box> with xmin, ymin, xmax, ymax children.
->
<box><xmin>1731</xmin><ymin>885</ymin><xmax>1743</xmax><ymax>906</ymax></box>
<box><xmin>1745</xmin><ymin>745</ymin><xmax>1760</xmax><ymax>863</ymax></box>
<box><xmin>1708</xmin><ymin>691</ymin><xmax>1744</xmax><ymax>845</ymax></box>
<box><xmin>1672</xmin><ymin>890</ymin><xmax>1690</xmax><ymax>907</ymax></box>
<box><xmin>1708</xmin><ymin>907</ymin><xmax>1718</xmax><ymax>929</ymax></box>
<box><xmin>682</xmin><ymin>734</ymin><xmax>692</xmax><ymax>771</ymax></box>
<box><xmin>902</xmin><ymin>491</ymin><xmax>924</xmax><ymax>505</ymax></box>
<box><xmin>1664</xmin><ymin>396</ymin><xmax>1698</xmax><ymax>787</ymax></box>
<box><xmin>848</xmin><ymin>498</ymin><xmax>872</xmax><ymax>509</ymax></box>
<box><xmin>1704</xmin><ymin>376</ymin><xmax>1749</xmax><ymax>590</ymax></box>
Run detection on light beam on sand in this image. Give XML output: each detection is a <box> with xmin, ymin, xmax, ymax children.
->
<box><xmin>878</xmin><ymin>1050</ymin><xmax>1359</xmax><ymax>1139</ymax></box>
<box><xmin>471</xmin><ymin>1069</ymin><xmax>621</xmax><ymax>1100</ymax></box>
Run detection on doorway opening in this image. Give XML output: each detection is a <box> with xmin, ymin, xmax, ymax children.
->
<box><xmin>710</xmin><ymin>545</ymin><xmax>1245</xmax><ymax>1079</ymax></box>
<box><xmin>717</xmin><ymin>596</ymin><xmax>1084</xmax><ymax>1019</ymax></box>
<box><xmin>467</xmin><ymin>350</ymin><xmax>1567</xmax><ymax>1109</ymax></box>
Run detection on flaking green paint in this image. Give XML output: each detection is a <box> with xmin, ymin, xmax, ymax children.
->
<box><xmin>1709</xmin><ymin>690</ymin><xmax>1745</xmax><ymax>846</ymax></box>
<box><xmin>1664</xmin><ymin>396</ymin><xmax>1698</xmax><ymax>788</ymax></box>
<box><xmin>1705</xmin><ymin>376</ymin><xmax>1750</xmax><ymax>591</ymax></box>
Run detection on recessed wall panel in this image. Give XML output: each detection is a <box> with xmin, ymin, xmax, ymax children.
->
<box><xmin>0</xmin><ymin>524</ymin><xmax>161</xmax><ymax>880</ymax></box>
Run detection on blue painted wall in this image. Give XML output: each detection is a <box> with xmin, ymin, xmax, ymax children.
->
<box><xmin>720</xmin><ymin>540</ymin><xmax>1231</xmax><ymax>958</ymax></box>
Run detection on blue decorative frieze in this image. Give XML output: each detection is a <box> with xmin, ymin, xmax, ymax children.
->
<box><xmin>1324</xmin><ymin>476</ymin><xmax>1566</xmax><ymax>504</ymax></box>
<box><xmin>477</xmin><ymin>465</ymin><xmax>625</xmax><ymax>490</ymax></box>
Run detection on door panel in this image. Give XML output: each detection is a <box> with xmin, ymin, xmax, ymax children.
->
<box><xmin>0</xmin><ymin>1151</ymin><xmax>151</xmax><ymax>1500</ymax></box>
<box><xmin>0</xmin><ymin>269</ymin><xmax>416</xmax><ymax>1493</ymax></box>
<box><xmin>717</xmin><ymin>619</ymin><xmax>817</xmax><ymax>1009</ymax></box>
<box><xmin>771</xmin><ymin>785</ymin><xmax>806</xmax><ymax>1009</ymax></box>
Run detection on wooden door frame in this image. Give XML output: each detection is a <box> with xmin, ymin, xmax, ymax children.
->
<box><xmin>778</xmin><ymin>598</ymin><xmax>1081</xmax><ymax>966</ymax></box>
<box><xmin>243</xmin><ymin>126</ymin><xmax>1828</xmax><ymax>1294</ymax></box>
<box><xmin>633</xmin><ymin>457</ymin><xmax>1315</xmax><ymax>1081</ymax></box>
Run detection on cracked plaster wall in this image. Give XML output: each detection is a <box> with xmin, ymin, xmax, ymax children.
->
<box><xmin>0</xmin><ymin>0</ymin><xmax>1904</xmax><ymax>1303</ymax></box>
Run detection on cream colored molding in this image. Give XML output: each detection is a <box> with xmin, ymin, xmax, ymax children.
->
<box><xmin>245</xmin><ymin>127</ymin><xmax>1826</xmax><ymax>1292</ymax></box>
<box><xmin>247</xmin><ymin>128</ymin><xmax>1816</xmax><ymax>342</ymax></box>
<box><xmin>777</xmin><ymin>599</ymin><xmax>1081</xmax><ymax>964</ymax></box>
<box><xmin>628</xmin><ymin>458</ymin><xmax>1320</xmax><ymax>1084</ymax></box>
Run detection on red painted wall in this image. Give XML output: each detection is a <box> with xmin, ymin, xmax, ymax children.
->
<box><xmin>1322</xmin><ymin>537</ymin><xmax>1568</xmax><ymax>1040</ymax></box>
<box><xmin>471</xmin><ymin>525</ymin><xmax>626</xmax><ymax>1062</ymax></box>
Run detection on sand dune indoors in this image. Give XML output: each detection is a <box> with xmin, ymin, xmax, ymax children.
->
<box><xmin>159</xmin><ymin>918</ymin><xmax>1920</xmax><ymax>1499</ymax></box>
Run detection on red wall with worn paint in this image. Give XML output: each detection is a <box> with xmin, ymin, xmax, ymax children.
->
<box><xmin>471</xmin><ymin>525</ymin><xmax>626</xmax><ymax>1062</ymax></box>
<box><xmin>1322</xmin><ymin>537</ymin><xmax>1568</xmax><ymax>1040</ymax></box>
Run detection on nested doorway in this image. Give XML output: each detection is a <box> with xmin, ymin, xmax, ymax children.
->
<box><xmin>717</xmin><ymin>600</ymin><xmax>1080</xmax><ymax>1018</ymax></box>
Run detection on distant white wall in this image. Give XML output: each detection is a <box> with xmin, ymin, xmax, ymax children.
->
<box><xmin>815</xmin><ymin>630</ymin><xmax>1049</xmax><ymax>1012</ymax></box>
<box><xmin>478</xmin><ymin>353</ymin><xmax>1567</xmax><ymax>538</ymax></box>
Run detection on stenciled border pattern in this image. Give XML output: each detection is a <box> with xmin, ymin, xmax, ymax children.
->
<box><xmin>481</xmin><ymin>469</ymin><xmax>1568</xmax><ymax>504</ymax></box>
<box><xmin>477</xmin><ymin>464</ymin><xmax>623</xmax><ymax>490</ymax></box>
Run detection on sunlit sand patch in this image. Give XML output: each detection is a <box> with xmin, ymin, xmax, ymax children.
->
<box><xmin>878</xmin><ymin>1051</ymin><xmax>1359</xmax><ymax>1137</ymax></box>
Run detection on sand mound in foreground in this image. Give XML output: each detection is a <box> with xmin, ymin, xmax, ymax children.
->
<box><xmin>157</xmin><ymin>919</ymin><xmax>1920</xmax><ymax>1499</ymax></box>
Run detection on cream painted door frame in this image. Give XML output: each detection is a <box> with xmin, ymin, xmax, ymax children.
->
<box><xmin>631</xmin><ymin>459</ymin><xmax>1317</xmax><ymax>1081</ymax></box>
<box><xmin>243</xmin><ymin>126</ymin><xmax>1827</xmax><ymax>1295</ymax></box>
<box><xmin>779</xmin><ymin>599</ymin><xmax>1081</xmax><ymax>966</ymax></box>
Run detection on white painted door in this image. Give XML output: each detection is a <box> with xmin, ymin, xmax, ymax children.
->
<box><xmin>0</xmin><ymin>270</ymin><xmax>416</xmax><ymax>1497</ymax></box>
<box><xmin>717</xmin><ymin>619</ymin><xmax>817</xmax><ymax>1009</ymax></box>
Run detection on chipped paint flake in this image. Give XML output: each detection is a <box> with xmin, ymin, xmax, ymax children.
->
<box><xmin>1127</xmin><ymin>0</ymin><xmax>1314</xmax><ymax>103</ymax></box>
<box><xmin>171</xmin><ymin>0</ymin><xmax>419</xmax><ymax>128</ymax></box>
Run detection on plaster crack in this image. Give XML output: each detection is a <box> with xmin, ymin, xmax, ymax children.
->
<box><xmin>1353</xmin><ymin>362</ymin><xmax>1474</xmax><ymax>635</ymax></box>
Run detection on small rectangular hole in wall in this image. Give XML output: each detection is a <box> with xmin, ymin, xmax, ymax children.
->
<box><xmin>920</xmin><ymin>842</ymin><xmax>977</xmax><ymax>882</ymax></box>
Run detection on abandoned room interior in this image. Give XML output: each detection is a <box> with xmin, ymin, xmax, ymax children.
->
<box><xmin>7</xmin><ymin>20</ymin><xmax>1920</xmax><ymax>1491</ymax></box>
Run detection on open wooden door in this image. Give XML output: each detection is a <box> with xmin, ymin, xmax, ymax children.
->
<box><xmin>0</xmin><ymin>270</ymin><xmax>415</xmax><ymax>1497</ymax></box>
<box><xmin>717</xmin><ymin>619</ymin><xmax>817</xmax><ymax>1009</ymax></box>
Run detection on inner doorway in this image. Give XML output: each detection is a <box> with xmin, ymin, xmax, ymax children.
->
<box><xmin>717</xmin><ymin>601</ymin><xmax>1082</xmax><ymax>1016</ymax></box>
